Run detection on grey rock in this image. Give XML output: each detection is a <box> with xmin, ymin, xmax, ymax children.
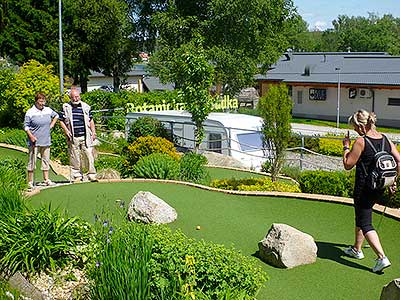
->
<box><xmin>8</xmin><ymin>272</ymin><xmax>45</xmax><ymax>300</ymax></box>
<box><xmin>127</xmin><ymin>191</ymin><xmax>177</xmax><ymax>224</ymax></box>
<box><xmin>258</xmin><ymin>223</ymin><xmax>318</xmax><ymax>269</ymax></box>
<box><xmin>380</xmin><ymin>278</ymin><xmax>400</xmax><ymax>300</ymax></box>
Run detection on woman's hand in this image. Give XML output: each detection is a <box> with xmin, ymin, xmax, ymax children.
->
<box><xmin>343</xmin><ymin>130</ymin><xmax>350</xmax><ymax>149</ymax></box>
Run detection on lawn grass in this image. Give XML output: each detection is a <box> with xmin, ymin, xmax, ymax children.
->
<box><xmin>291</xmin><ymin>117</ymin><xmax>400</xmax><ymax>133</ymax></box>
<box><xmin>30</xmin><ymin>182</ymin><xmax>400</xmax><ymax>300</ymax></box>
<box><xmin>0</xmin><ymin>147</ymin><xmax>65</xmax><ymax>182</ymax></box>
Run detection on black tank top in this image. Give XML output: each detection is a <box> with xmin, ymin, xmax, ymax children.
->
<box><xmin>354</xmin><ymin>135</ymin><xmax>392</xmax><ymax>194</ymax></box>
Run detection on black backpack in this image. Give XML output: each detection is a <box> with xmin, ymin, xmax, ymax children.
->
<box><xmin>361</xmin><ymin>135</ymin><xmax>397</xmax><ymax>190</ymax></box>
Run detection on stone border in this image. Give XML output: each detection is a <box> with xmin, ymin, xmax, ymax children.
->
<box><xmin>2</xmin><ymin>144</ymin><xmax>399</xmax><ymax>221</ymax></box>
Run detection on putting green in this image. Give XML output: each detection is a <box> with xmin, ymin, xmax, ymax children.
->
<box><xmin>30</xmin><ymin>182</ymin><xmax>400</xmax><ymax>300</ymax></box>
<box><xmin>0</xmin><ymin>147</ymin><xmax>65</xmax><ymax>182</ymax></box>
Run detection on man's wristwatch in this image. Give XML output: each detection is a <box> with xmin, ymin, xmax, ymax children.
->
<box><xmin>343</xmin><ymin>146</ymin><xmax>349</xmax><ymax>151</ymax></box>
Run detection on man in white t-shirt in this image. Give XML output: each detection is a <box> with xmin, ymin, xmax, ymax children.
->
<box><xmin>24</xmin><ymin>92</ymin><xmax>58</xmax><ymax>189</ymax></box>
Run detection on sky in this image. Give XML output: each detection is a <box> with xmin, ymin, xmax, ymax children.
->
<box><xmin>293</xmin><ymin>0</ymin><xmax>400</xmax><ymax>31</ymax></box>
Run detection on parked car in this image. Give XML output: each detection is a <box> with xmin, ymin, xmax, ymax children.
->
<box><xmin>98</xmin><ymin>85</ymin><xmax>113</xmax><ymax>92</ymax></box>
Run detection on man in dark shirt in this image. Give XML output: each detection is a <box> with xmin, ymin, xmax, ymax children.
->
<box><xmin>59</xmin><ymin>88</ymin><xmax>97</xmax><ymax>182</ymax></box>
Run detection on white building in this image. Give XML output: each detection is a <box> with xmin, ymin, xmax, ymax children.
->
<box><xmin>256</xmin><ymin>52</ymin><xmax>400</xmax><ymax>127</ymax></box>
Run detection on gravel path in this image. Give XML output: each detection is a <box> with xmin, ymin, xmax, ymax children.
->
<box><xmin>284</xmin><ymin>151</ymin><xmax>343</xmax><ymax>171</ymax></box>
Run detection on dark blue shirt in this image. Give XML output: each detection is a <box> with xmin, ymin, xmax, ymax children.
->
<box><xmin>59</xmin><ymin>102</ymin><xmax>93</xmax><ymax>137</ymax></box>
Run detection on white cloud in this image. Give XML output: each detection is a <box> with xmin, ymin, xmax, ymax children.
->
<box><xmin>312</xmin><ymin>21</ymin><xmax>328</xmax><ymax>31</ymax></box>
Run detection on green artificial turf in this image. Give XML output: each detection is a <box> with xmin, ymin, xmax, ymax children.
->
<box><xmin>0</xmin><ymin>147</ymin><xmax>66</xmax><ymax>182</ymax></box>
<box><xmin>30</xmin><ymin>182</ymin><xmax>400</xmax><ymax>300</ymax></box>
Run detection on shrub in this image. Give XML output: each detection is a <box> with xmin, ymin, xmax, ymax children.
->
<box><xmin>179</xmin><ymin>152</ymin><xmax>210</xmax><ymax>184</ymax></box>
<box><xmin>133</xmin><ymin>153</ymin><xmax>180</xmax><ymax>180</ymax></box>
<box><xmin>127</xmin><ymin>116</ymin><xmax>171</xmax><ymax>143</ymax></box>
<box><xmin>382</xmin><ymin>177</ymin><xmax>400</xmax><ymax>208</ymax></box>
<box><xmin>211</xmin><ymin>177</ymin><xmax>301</xmax><ymax>193</ymax></box>
<box><xmin>288</xmin><ymin>134</ymin><xmax>320</xmax><ymax>153</ymax></box>
<box><xmin>298</xmin><ymin>170</ymin><xmax>353</xmax><ymax>197</ymax></box>
<box><xmin>280</xmin><ymin>165</ymin><xmax>302</xmax><ymax>181</ymax></box>
<box><xmin>0</xmin><ymin>128</ymin><xmax>27</xmax><ymax>147</ymax></box>
<box><xmin>94</xmin><ymin>155</ymin><xmax>124</xmax><ymax>173</ymax></box>
<box><xmin>50</xmin><ymin>126</ymin><xmax>69</xmax><ymax>165</ymax></box>
<box><xmin>0</xmin><ymin>206</ymin><xmax>94</xmax><ymax>274</ymax></box>
<box><xmin>123</xmin><ymin>136</ymin><xmax>179</xmax><ymax>176</ymax></box>
<box><xmin>318</xmin><ymin>135</ymin><xmax>344</xmax><ymax>157</ymax></box>
<box><xmin>146</xmin><ymin>225</ymin><xmax>267</xmax><ymax>299</ymax></box>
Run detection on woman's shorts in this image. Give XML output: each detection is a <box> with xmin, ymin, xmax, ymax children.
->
<box><xmin>27</xmin><ymin>146</ymin><xmax>51</xmax><ymax>171</ymax></box>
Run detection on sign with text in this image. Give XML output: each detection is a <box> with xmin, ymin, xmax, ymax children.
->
<box><xmin>125</xmin><ymin>95</ymin><xmax>239</xmax><ymax>113</ymax></box>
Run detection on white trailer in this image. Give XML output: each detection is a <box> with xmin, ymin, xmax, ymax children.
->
<box><xmin>125</xmin><ymin>110</ymin><xmax>271</xmax><ymax>170</ymax></box>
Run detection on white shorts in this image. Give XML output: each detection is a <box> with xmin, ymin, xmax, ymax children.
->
<box><xmin>27</xmin><ymin>146</ymin><xmax>51</xmax><ymax>171</ymax></box>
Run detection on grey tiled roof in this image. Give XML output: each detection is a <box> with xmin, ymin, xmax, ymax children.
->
<box><xmin>143</xmin><ymin>76</ymin><xmax>174</xmax><ymax>91</ymax></box>
<box><xmin>257</xmin><ymin>52</ymin><xmax>400</xmax><ymax>86</ymax></box>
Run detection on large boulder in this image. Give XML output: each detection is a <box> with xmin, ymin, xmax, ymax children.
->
<box><xmin>258</xmin><ymin>223</ymin><xmax>317</xmax><ymax>269</ymax></box>
<box><xmin>380</xmin><ymin>278</ymin><xmax>400</xmax><ymax>300</ymax></box>
<box><xmin>127</xmin><ymin>191</ymin><xmax>177</xmax><ymax>224</ymax></box>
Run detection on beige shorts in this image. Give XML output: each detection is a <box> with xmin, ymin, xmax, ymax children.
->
<box><xmin>27</xmin><ymin>146</ymin><xmax>51</xmax><ymax>171</ymax></box>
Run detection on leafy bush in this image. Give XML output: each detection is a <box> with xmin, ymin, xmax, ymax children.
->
<box><xmin>318</xmin><ymin>136</ymin><xmax>344</xmax><ymax>157</ymax></box>
<box><xmin>94</xmin><ymin>155</ymin><xmax>124</xmax><ymax>173</ymax></box>
<box><xmin>298</xmin><ymin>170</ymin><xmax>353</xmax><ymax>197</ymax></box>
<box><xmin>147</xmin><ymin>225</ymin><xmax>268</xmax><ymax>299</ymax></box>
<box><xmin>89</xmin><ymin>223</ymin><xmax>153</xmax><ymax>300</ymax></box>
<box><xmin>123</xmin><ymin>136</ymin><xmax>179</xmax><ymax>176</ymax></box>
<box><xmin>288</xmin><ymin>134</ymin><xmax>320</xmax><ymax>152</ymax></box>
<box><xmin>0</xmin><ymin>206</ymin><xmax>94</xmax><ymax>274</ymax></box>
<box><xmin>133</xmin><ymin>153</ymin><xmax>180</xmax><ymax>180</ymax></box>
<box><xmin>179</xmin><ymin>152</ymin><xmax>210</xmax><ymax>184</ymax></box>
<box><xmin>280</xmin><ymin>165</ymin><xmax>302</xmax><ymax>181</ymax></box>
<box><xmin>211</xmin><ymin>177</ymin><xmax>301</xmax><ymax>193</ymax></box>
<box><xmin>128</xmin><ymin>116</ymin><xmax>171</xmax><ymax>143</ymax></box>
<box><xmin>0</xmin><ymin>128</ymin><xmax>27</xmax><ymax>147</ymax></box>
<box><xmin>51</xmin><ymin>126</ymin><xmax>69</xmax><ymax>165</ymax></box>
<box><xmin>2</xmin><ymin>60</ymin><xmax>60</xmax><ymax>128</ymax></box>
<box><xmin>382</xmin><ymin>177</ymin><xmax>400</xmax><ymax>208</ymax></box>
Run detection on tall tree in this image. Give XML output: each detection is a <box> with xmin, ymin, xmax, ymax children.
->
<box><xmin>150</xmin><ymin>0</ymin><xmax>298</xmax><ymax>96</ymax></box>
<box><xmin>63</xmin><ymin>0</ymin><xmax>134</xmax><ymax>92</ymax></box>
<box><xmin>0</xmin><ymin>0</ymin><xmax>59</xmax><ymax>66</ymax></box>
<box><xmin>124</xmin><ymin>0</ymin><xmax>167</xmax><ymax>55</ymax></box>
<box><xmin>258</xmin><ymin>84</ymin><xmax>292</xmax><ymax>181</ymax></box>
<box><xmin>330</xmin><ymin>13</ymin><xmax>400</xmax><ymax>54</ymax></box>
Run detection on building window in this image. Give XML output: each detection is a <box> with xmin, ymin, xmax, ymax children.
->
<box><xmin>388</xmin><ymin>98</ymin><xmax>400</xmax><ymax>106</ymax></box>
<box><xmin>288</xmin><ymin>85</ymin><xmax>292</xmax><ymax>96</ymax></box>
<box><xmin>297</xmin><ymin>90</ymin><xmax>302</xmax><ymax>104</ymax></box>
<box><xmin>309</xmin><ymin>88</ymin><xmax>327</xmax><ymax>101</ymax></box>
<box><xmin>349</xmin><ymin>88</ymin><xmax>357</xmax><ymax>99</ymax></box>
<box><xmin>208</xmin><ymin>133</ymin><xmax>222</xmax><ymax>153</ymax></box>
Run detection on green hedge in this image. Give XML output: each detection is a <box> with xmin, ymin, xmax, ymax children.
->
<box><xmin>211</xmin><ymin>177</ymin><xmax>301</xmax><ymax>193</ymax></box>
<box><xmin>0</xmin><ymin>128</ymin><xmax>26</xmax><ymax>147</ymax></box>
<box><xmin>147</xmin><ymin>224</ymin><xmax>268</xmax><ymax>299</ymax></box>
<box><xmin>298</xmin><ymin>170</ymin><xmax>353</xmax><ymax>197</ymax></box>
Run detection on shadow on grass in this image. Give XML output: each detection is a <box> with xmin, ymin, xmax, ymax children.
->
<box><xmin>251</xmin><ymin>242</ymin><xmax>371</xmax><ymax>272</ymax></box>
<box><xmin>316</xmin><ymin>241</ymin><xmax>371</xmax><ymax>272</ymax></box>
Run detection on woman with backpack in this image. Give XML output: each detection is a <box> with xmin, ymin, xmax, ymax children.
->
<box><xmin>342</xmin><ymin>109</ymin><xmax>400</xmax><ymax>272</ymax></box>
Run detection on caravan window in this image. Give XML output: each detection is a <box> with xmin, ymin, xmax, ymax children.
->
<box><xmin>208</xmin><ymin>133</ymin><xmax>222</xmax><ymax>153</ymax></box>
<box><xmin>237</xmin><ymin>132</ymin><xmax>263</xmax><ymax>152</ymax></box>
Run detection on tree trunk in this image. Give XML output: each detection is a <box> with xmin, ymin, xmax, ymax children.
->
<box><xmin>79</xmin><ymin>73</ymin><xmax>88</xmax><ymax>93</ymax></box>
<box><xmin>113</xmin><ymin>73</ymin><xmax>120</xmax><ymax>93</ymax></box>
